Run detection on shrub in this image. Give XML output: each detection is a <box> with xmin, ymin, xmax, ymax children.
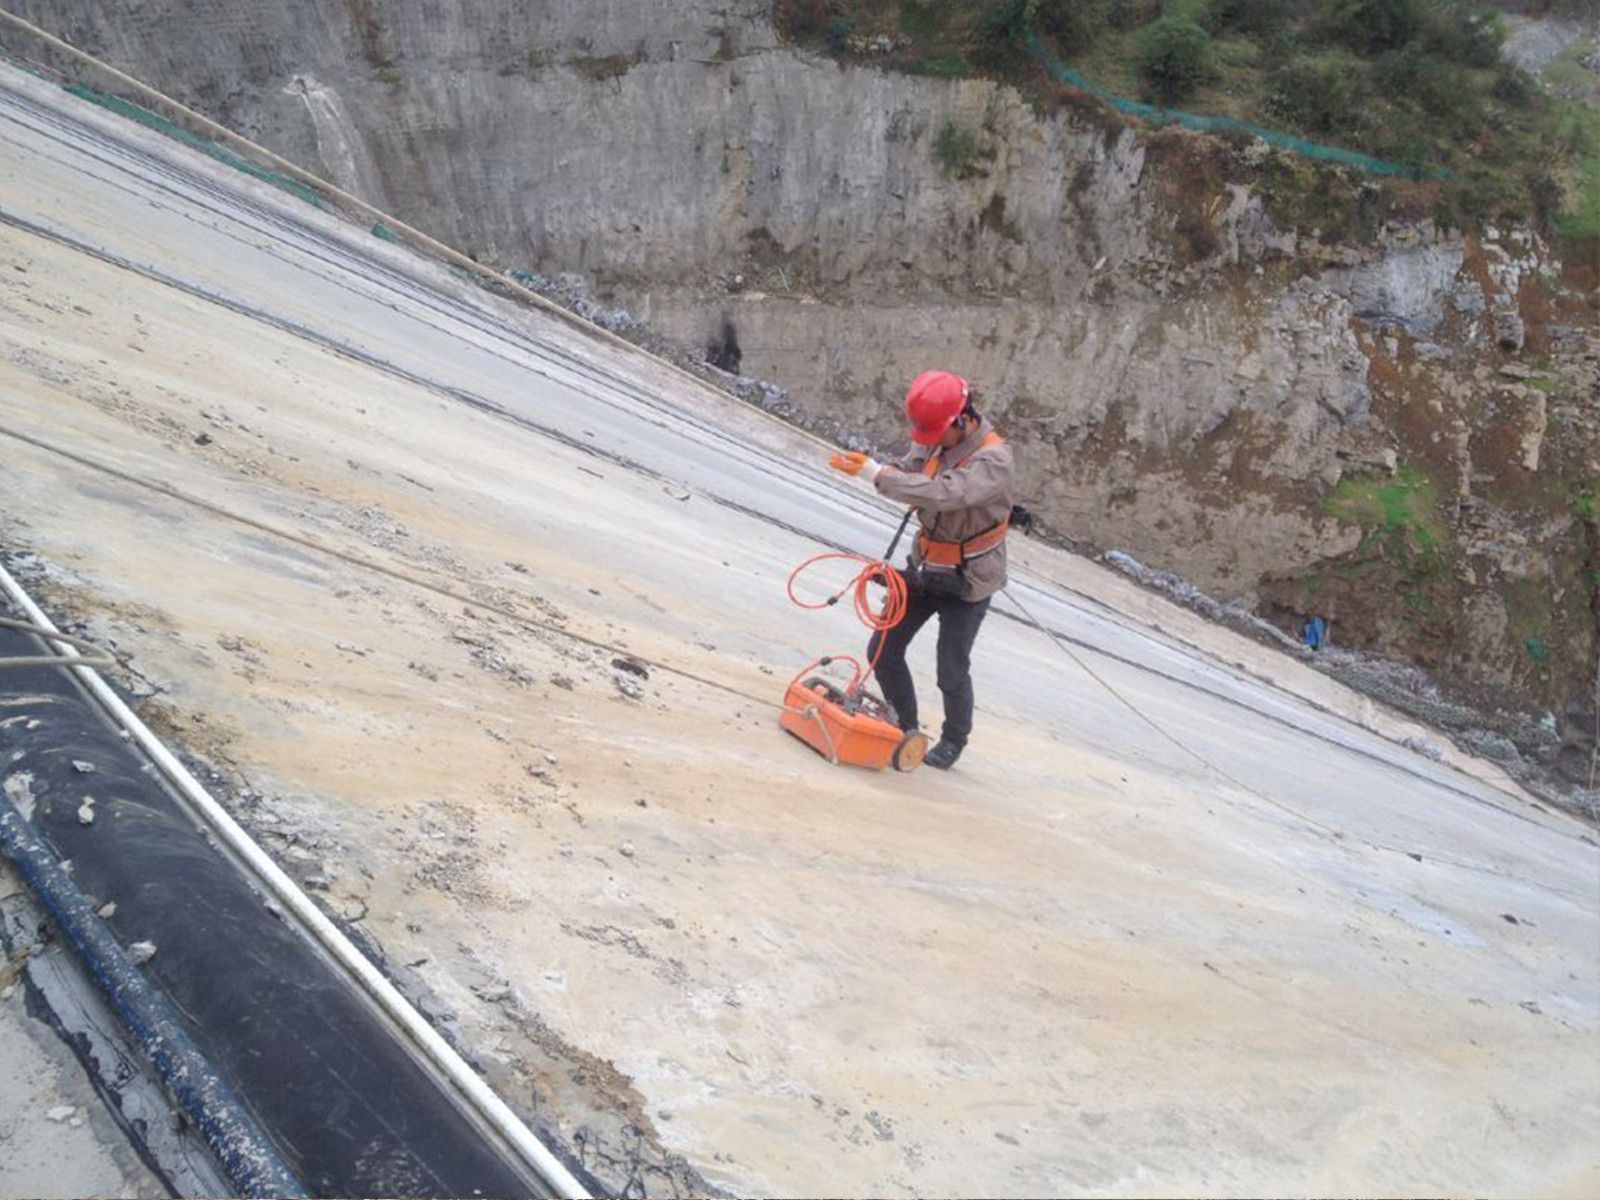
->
<box><xmin>1269</xmin><ymin>54</ymin><xmax>1360</xmax><ymax>135</ymax></box>
<box><xmin>775</xmin><ymin>0</ymin><xmax>835</xmax><ymax>41</ymax></box>
<box><xmin>897</xmin><ymin>1</ymin><xmax>943</xmax><ymax>39</ymax></box>
<box><xmin>933</xmin><ymin>122</ymin><xmax>989</xmax><ymax>177</ymax></box>
<box><xmin>1423</xmin><ymin>3</ymin><xmax>1505</xmax><ymax>68</ymax></box>
<box><xmin>1255</xmin><ymin>24</ymin><xmax>1301</xmax><ymax>69</ymax></box>
<box><xmin>983</xmin><ymin>0</ymin><xmax>1041</xmax><ymax>41</ymax></box>
<box><xmin>1211</xmin><ymin>0</ymin><xmax>1292</xmax><ymax>35</ymax></box>
<box><xmin>1490</xmin><ymin>62</ymin><xmax>1533</xmax><ymax>104</ymax></box>
<box><xmin>1164</xmin><ymin>0</ymin><xmax>1218</xmax><ymax>29</ymax></box>
<box><xmin>1028</xmin><ymin>0</ymin><xmax>1160</xmax><ymax>38</ymax></box>
<box><xmin>1327</xmin><ymin>0</ymin><xmax>1422</xmax><ymax>53</ymax></box>
<box><xmin>974</xmin><ymin>0</ymin><xmax>1038</xmax><ymax>69</ymax></box>
<box><xmin>823</xmin><ymin>14</ymin><xmax>856</xmax><ymax>54</ymax></box>
<box><xmin>1032</xmin><ymin>0</ymin><xmax>1115</xmax><ymax>51</ymax></box>
<box><xmin>1111</xmin><ymin>0</ymin><xmax>1162</xmax><ymax>29</ymax></box>
<box><xmin>1376</xmin><ymin>46</ymin><xmax>1481</xmax><ymax>138</ymax></box>
<box><xmin>911</xmin><ymin>53</ymin><xmax>972</xmax><ymax>77</ymax></box>
<box><xmin>1138</xmin><ymin>16</ymin><xmax>1214</xmax><ymax>103</ymax></box>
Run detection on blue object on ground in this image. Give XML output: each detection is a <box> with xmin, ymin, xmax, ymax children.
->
<box><xmin>1303</xmin><ymin>616</ymin><xmax>1328</xmax><ymax>651</ymax></box>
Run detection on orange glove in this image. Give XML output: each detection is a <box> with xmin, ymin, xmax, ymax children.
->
<box><xmin>829</xmin><ymin>451</ymin><xmax>871</xmax><ymax>476</ymax></box>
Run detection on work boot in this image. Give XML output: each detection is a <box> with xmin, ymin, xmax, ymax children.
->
<box><xmin>923</xmin><ymin>739</ymin><xmax>963</xmax><ymax>771</ymax></box>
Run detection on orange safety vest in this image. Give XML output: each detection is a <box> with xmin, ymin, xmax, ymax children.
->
<box><xmin>914</xmin><ymin>431</ymin><xmax>1009</xmax><ymax>569</ymax></box>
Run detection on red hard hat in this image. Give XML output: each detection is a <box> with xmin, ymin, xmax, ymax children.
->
<box><xmin>904</xmin><ymin>370</ymin><xmax>969</xmax><ymax>446</ymax></box>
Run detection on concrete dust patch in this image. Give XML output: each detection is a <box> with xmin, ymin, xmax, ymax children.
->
<box><xmin>3</xmin><ymin>771</ymin><xmax>37</xmax><ymax>820</ymax></box>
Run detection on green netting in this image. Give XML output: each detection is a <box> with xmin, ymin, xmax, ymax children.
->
<box><xmin>65</xmin><ymin>83</ymin><xmax>325</xmax><ymax>206</ymax></box>
<box><xmin>1027</xmin><ymin>35</ymin><xmax>1447</xmax><ymax>180</ymax></box>
<box><xmin>0</xmin><ymin>45</ymin><xmax>57</xmax><ymax>84</ymax></box>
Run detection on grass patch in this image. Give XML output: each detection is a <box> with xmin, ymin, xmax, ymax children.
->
<box><xmin>1559</xmin><ymin>151</ymin><xmax>1600</xmax><ymax>242</ymax></box>
<box><xmin>897</xmin><ymin>0</ymin><xmax>947</xmax><ymax>39</ymax></box>
<box><xmin>910</xmin><ymin>52</ymin><xmax>971</xmax><ymax>76</ymax></box>
<box><xmin>1326</xmin><ymin>464</ymin><xmax>1445</xmax><ymax>543</ymax></box>
<box><xmin>1325</xmin><ymin>463</ymin><xmax>1452</xmax><ymax>583</ymax></box>
<box><xmin>1326</xmin><ymin>463</ymin><xmax>1461</xmax><ymax>631</ymax></box>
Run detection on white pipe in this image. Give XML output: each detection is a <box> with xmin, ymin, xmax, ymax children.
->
<box><xmin>0</xmin><ymin>560</ymin><xmax>590</xmax><ymax>1200</ymax></box>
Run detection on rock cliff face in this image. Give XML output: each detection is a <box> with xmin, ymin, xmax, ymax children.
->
<box><xmin>13</xmin><ymin>0</ymin><xmax>1597</xmax><ymax>732</ymax></box>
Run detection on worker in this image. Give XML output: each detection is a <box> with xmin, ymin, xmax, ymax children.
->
<box><xmin>829</xmin><ymin>370</ymin><xmax>1015</xmax><ymax>770</ymax></box>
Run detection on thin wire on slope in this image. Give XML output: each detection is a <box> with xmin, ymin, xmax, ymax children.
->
<box><xmin>2</xmin><ymin>421</ymin><xmax>1589</xmax><ymax>898</ymax></box>
<box><xmin>1002</xmin><ymin>587</ymin><xmax>1346</xmax><ymax>839</ymax></box>
<box><xmin>1001</xmin><ymin>587</ymin><xmax>1594</xmax><ymax>893</ymax></box>
<box><xmin>9</xmin><ymin>416</ymin><xmax>1587</xmax><ymax>902</ymax></box>
<box><xmin>0</xmin><ymin>421</ymin><xmax>783</xmax><ymax>716</ymax></box>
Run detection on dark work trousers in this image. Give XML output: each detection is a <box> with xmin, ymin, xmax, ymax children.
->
<box><xmin>867</xmin><ymin>588</ymin><xmax>992</xmax><ymax>747</ymax></box>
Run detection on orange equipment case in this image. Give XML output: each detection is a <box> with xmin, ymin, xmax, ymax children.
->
<box><xmin>780</xmin><ymin>675</ymin><xmax>928</xmax><ymax>772</ymax></box>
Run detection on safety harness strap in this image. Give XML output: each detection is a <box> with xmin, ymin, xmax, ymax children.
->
<box><xmin>920</xmin><ymin>430</ymin><xmax>1005</xmax><ymax>479</ymax></box>
<box><xmin>915</xmin><ymin>520</ymin><xmax>1009</xmax><ymax>567</ymax></box>
<box><xmin>915</xmin><ymin>431</ymin><xmax>1008</xmax><ymax>568</ymax></box>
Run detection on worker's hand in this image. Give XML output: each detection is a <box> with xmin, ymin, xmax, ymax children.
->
<box><xmin>830</xmin><ymin>451</ymin><xmax>883</xmax><ymax>485</ymax></box>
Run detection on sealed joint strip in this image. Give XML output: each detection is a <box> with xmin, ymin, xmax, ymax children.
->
<box><xmin>0</xmin><ymin>558</ymin><xmax>592</xmax><ymax>1199</ymax></box>
<box><xmin>0</xmin><ymin>791</ymin><xmax>307</xmax><ymax>1199</ymax></box>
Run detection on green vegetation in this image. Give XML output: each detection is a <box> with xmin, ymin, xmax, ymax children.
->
<box><xmin>1324</xmin><ymin>464</ymin><xmax>1461</xmax><ymax>625</ymax></box>
<box><xmin>1267</xmin><ymin>52</ymin><xmax>1355</xmax><ymax>136</ymax></box>
<box><xmin>1504</xmin><ymin>578</ymin><xmax>1554</xmax><ymax>661</ymax></box>
<box><xmin>1561</xmin><ymin>150</ymin><xmax>1600</xmax><ymax>241</ymax></box>
<box><xmin>910</xmin><ymin>52</ymin><xmax>971</xmax><ymax>76</ymax></box>
<box><xmin>1325</xmin><ymin>464</ymin><xmax>1451</xmax><ymax>577</ymax></box>
<box><xmin>776</xmin><ymin>0</ymin><xmax>1600</xmax><ymax>239</ymax></box>
<box><xmin>933</xmin><ymin>121</ymin><xmax>991</xmax><ymax>176</ymax></box>
<box><xmin>1327</xmin><ymin>0</ymin><xmax>1421</xmax><ymax>54</ymax></box>
<box><xmin>1325</xmin><ymin>464</ymin><xmax>1442</xmax><ymax>538</ymax></box>
<box><xmin>1139</xmin><ymin>16</ymin><xmax>1215</xmax><ymax>103</ymax></box>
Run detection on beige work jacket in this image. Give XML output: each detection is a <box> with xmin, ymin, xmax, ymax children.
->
<box><xmin>875</xmin><ymin>418</ymin><xmax>1015</xmax><ymax>602</ymax></box>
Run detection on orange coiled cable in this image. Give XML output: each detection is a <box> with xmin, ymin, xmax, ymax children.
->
<box><xmin>786</xmin><ymin>551</ymin><xmax>909</xmax><ymax>696</ymax></box>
